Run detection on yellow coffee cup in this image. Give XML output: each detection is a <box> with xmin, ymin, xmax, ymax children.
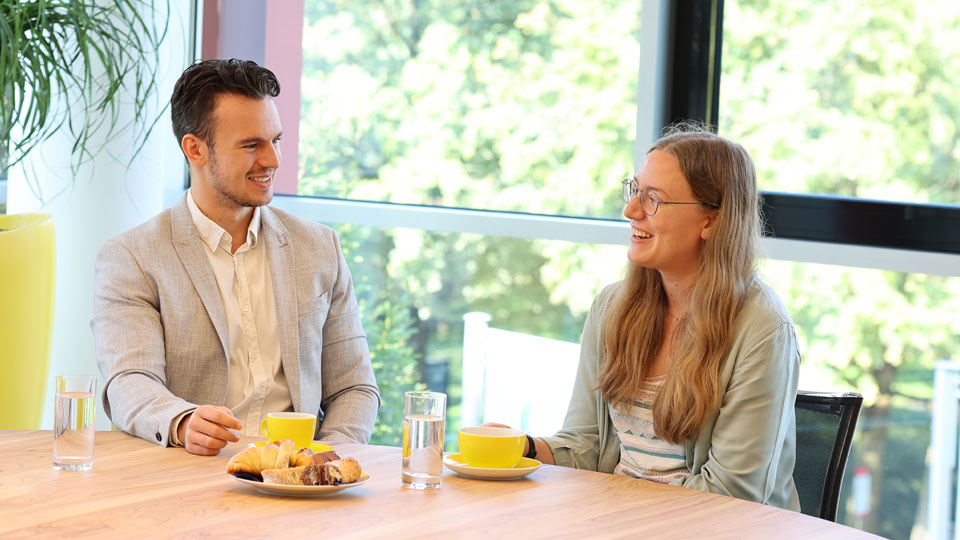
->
<box><xmin>458</xmin><ymin>426</ymin><xmax>526</xmax><ymax>468</ymax></box>
<box><xmin>260</xmin><ymin>412</ymin><xmax>316</xmax><ymax>448</ymax></box>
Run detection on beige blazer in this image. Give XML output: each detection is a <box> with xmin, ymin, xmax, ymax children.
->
<box><xmin>92</xmin><ymin>197</ymin><xmax>380</xmax><ymax>446</ymax></box>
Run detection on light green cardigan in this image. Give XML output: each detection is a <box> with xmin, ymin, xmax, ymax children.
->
<box><xmin>541</xmin><ymin>279</ymin><xmax>801</xmax><ymax>511</ymax></box>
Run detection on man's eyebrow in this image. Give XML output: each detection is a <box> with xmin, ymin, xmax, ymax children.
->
<box><xmin>236</xmin><ymin>132</ymin><xmax>283</xmax><ymax>145</ymax></box>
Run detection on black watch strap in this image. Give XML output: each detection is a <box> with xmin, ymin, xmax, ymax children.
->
<box><xmin>524</xmin><ymin>434</ymin><xmax>537</xmax><ymax>459</ymax></box>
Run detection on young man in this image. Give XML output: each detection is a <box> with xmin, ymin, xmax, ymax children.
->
<box><xmin>92</xmin><ymin>59</ymin><xmax>379</xmax><ymax>455</ymax></box>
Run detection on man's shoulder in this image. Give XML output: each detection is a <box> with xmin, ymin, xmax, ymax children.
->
<box><xmin>263</xmin><ymin>205</ymin><xmax>337</xmax><ymax>243</ymax></box>
<box><xmin>101</xmin><ymin>206</ymin><xmax>177</xmax><ymax>254</ymax></box>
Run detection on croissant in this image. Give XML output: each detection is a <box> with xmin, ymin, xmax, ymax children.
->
<box><xmin>275</xmin><ymin>440</ymin><xmax>295</xmax><ymax>469</ymax></box>
<box><xmin>227</xmin><ymin>446</ymin><xmax>266</xmax><ymax>475</ymax></box>
<box><xmin>259</xmin><ymin>443</ymin><xmax>279</xmax><ymax>472</ymax></box>
<box><xmin>227</xmin><ymin>440</ymin><xmax>310</xmax><ymax>475</ymax></box>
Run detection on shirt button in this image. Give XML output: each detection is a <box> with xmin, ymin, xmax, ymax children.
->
<box><xmin>243</xmin><ymin>305</ymin><xmax>249</xmax><ymax>312</ymax></box>
<box><xmin>156</xmin><ymin>432</ymin><xmax>162</xmax><ymax>442</ymax></box>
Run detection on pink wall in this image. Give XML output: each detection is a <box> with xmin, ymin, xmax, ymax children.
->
<box><xmin>264</xmin><ymin>0</ymin><xmax>303</xmax><ymax>195</ymax></box>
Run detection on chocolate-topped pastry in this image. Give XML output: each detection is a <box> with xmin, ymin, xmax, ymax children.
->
<box><xmin>301</xmin><ymin>464</ymin><xmax>323</xmax><ymax>486</ymax></box>
<box><xmin>320</xmin><ymin>457</ymin><xmax>362</xmax><ymax>485</ymax></box>
<box><xmin>310</xmin><ymin>450</ymin><xmax>341</xmax><ymax>466</ymax></box>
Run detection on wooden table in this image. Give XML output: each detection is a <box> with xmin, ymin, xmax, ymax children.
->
<box><xmin>0</xmin><ymin>431</ymin><xmax>880</xmax><ymax>539</ymax></box>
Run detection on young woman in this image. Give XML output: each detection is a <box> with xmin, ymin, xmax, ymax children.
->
<box><xmin>523</xmin><ymin>127</ymin><xmax>800</xmax><ymax>510</ymax></box>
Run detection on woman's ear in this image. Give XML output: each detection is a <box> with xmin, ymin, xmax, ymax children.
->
<box><xmin>180</xmin><ymin>134</ymin><xmax>208</xmax><ymax>167</ymax></box>
<box><xmin>700</xmin><ymin>211</ymin><xmax>718</xmax><ymax>240</ymax></box>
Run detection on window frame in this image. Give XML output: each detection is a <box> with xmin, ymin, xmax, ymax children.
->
<box><xmin>204</xmin><ymin>0</ymin><xmax>960</xmax><ymax>278</ymax></box>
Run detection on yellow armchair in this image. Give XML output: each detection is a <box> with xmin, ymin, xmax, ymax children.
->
<box><xmin>0</xmin><ymin>213</ymin><xmax>55</xmax><ymax>429</ymax></box>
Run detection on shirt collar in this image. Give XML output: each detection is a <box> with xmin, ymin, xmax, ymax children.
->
<box><xmin>187</xmin><ymin>189</ymin><xmax>261</xmax><ymax>253</ymax></box>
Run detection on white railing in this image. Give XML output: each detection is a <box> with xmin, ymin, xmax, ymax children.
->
<box><xmin>461</xmin><ymin>312</ymin><xmax>580</xmax><ymax>435</ymax></box>
<box><xmin>929</xmin><ymin>361</ymin><xmax>960</xmax><ymax>540</ymax></box>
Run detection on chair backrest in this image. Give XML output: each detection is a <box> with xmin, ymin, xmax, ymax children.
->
<box><xmin>793</xmin><ymin>390</ymin><xmax>863</xmax><ymax>522</ymax></box>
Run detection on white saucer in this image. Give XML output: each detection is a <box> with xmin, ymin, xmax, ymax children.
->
<box><xmin>443</xmin><ymin>454</ymin><xmax>541</xmax><ymax>480</ymax></box>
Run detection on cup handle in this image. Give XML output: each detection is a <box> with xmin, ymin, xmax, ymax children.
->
<box><xmin>260</xmin><ymin>418</ymin><xmax>269</xmax><ymax>438</ymax></box>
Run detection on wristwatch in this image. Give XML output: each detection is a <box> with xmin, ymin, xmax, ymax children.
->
<box><xmin>524</xmin><ymin>434</ymin><xmax>537</xmax><ymax>459</ymax></box>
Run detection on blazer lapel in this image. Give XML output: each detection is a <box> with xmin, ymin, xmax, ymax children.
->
<box><xmin>170</xmin><ymin>198</ymin><xmax>231</xmax><ymax>357</ymax></box>
<box><xmin>262</xmin><ymin>206</ymin><xmax>302</xmax><ymax>411</ymax></box>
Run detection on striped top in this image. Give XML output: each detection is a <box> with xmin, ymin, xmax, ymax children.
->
<box><xmin>608</xmin><ymin>375</ymin><xmax>689</xmax><ymax>483</ymax></box>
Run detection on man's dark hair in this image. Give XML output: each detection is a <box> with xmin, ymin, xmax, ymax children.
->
<box><xmin>170</xmin><ymin>58</ymin><xmax>280</xmax><ymax>148</ymax></box>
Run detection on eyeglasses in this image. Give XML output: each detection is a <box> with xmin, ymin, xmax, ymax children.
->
<box><xmin>621</xmin><ymin>178</ymin><xmax>718</xmax><ymax>216</ymax></box>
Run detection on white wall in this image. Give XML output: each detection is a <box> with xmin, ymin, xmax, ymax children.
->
<box><xmin>7</xmin><ymin>0</ymin><xmax>194</xmax><ymax>430</ymax></box>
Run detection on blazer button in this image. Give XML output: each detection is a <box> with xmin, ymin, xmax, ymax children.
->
<box><xmin>156</xmin><ymin>432</ymin><xmax>162</xmax><ymax>441</ymax></box>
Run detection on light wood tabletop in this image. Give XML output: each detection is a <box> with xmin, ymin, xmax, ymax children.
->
<box><xmin>0</xmin><ymin>430</ymin><xmax>880</xmax><ymax>539</ymax></box>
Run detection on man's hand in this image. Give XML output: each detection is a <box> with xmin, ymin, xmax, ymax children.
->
<box><xmin>177</xmin><ymin>405</ymin><xmax>242</xmax><ymax>456</ymax></box>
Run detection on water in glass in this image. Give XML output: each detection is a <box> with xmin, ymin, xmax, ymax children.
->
<box><xmin>53</xmin><ymin>390</ymin><xmax>95</xmax><ymax>471</ymax></box>
<box><xmin>402</xmin><ymin>413</ymin><xmax>445</xmax><ymax>489</ymax></box>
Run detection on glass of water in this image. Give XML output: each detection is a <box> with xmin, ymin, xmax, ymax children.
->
<box><xmin>401</xmin><ymin>390</ymin><xmax>446</xmax><ymax>489</ymax></box>
<box><xmin>53</xmin><ymin>375</ymin><xmax>97</xmax><ymax>471</ymax></box>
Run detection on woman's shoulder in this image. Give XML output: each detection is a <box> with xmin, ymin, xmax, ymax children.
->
<box><xmin>591</xmin><ymin>280</ymin><xmax>627</xmax><ymax>315</ymax></box>
<box><xmin>738</xmin><ymin>278</ymin><xmax>795</xmax><ymax>330</ymax></box>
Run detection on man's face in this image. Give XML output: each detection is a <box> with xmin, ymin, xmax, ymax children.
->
<box><xmin>197</xmin><ymin>93</ymin><xmax>282</xmax><ymax>211</ymax></box>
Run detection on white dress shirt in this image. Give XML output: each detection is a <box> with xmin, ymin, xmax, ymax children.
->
<box><xmin>171</xmin><ymin>190</ymin><xmax>292</xmax><ymax>441</ymax></box>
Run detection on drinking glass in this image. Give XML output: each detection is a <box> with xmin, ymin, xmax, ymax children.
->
<box><xmin>52</xmin><ymin>375</ymin><xmax>97</xmax><ymax>471</ymax></box>
<box><xmin>401</xmin><ymin>390</ymin><xmax>446</xmax><ymax>489</ymax></box>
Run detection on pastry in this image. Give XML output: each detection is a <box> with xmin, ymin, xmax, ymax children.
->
<box><xmin>320</xmin><ymin>457</ymin><xmax>362</xmax><ymax>485</ymax></box>
<box><xmin>274</xmin><ymin>440</ymin><xmax>296</xmax><ymax>469</ymax></box>
<box><xmin>227</xmin><ymin>440</ymin><xmax>302</xmax><ymax>475</ymax></box>
<box><xmin>262</xmin><ymin>466</ymin><xmax>306</xmax><ymax>485</ymax></box>
<box><xmin>291</xmin><ymin>447</ymin><xmax>314</xmax><ymax>467</ymax></box>
<box><xmin>227</xmin><ymin>445</ymin><xmax>266</xmax><ymax>475</ymax></box>
<box><xmin>301</xmin><ymin>464</ymin><xmax>323</xmax><ymax>486</ymax></box>
<box><xmin>311</xmin><ymin>450</ymin><xmax>341</xmax><ymax>466</ymax></box>
<box><xmin>259</xmin><ymin>443</ymin><xmax>279</xmax><ymax>472</ymax></box>
<box><xmin>226</xmin><ymin>442</ymin><xmax>360</xmax><ymax>486</ymax></box>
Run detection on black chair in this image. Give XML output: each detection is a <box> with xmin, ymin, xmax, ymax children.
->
<box><xmin>793</xmin><ymin>390</ymin><xmax>863</xmax><ymax>522</ymax></box>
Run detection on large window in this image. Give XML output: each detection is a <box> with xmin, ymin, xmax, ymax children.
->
<box><xmin>721</xmin><ymin>1</ymin><xmax>960</xmax><ymax>204</ymax></box>
<box><xmin>299</xmin><ymin>1</ymin><xmax>640</xmax><ymax>219</ymax></box>
<box><xmin>210</xmin><ymin>1</ymin><xmax>960</xmax><ymax>537</ymax></box>
<box><xmin>721</xmin><ymin>1</ymin><xmax>960</xmax><ymax>537</ymax></box>
<box><xmin>324</xmin><ymin>222</ymin><xmax>625</xmax><ymax>448</ymax></box>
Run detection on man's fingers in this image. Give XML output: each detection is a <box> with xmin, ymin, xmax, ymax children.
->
<box><xmin>184</xmin><ymin>440</ymin><xmax>220</xmax><ymax>456</ymax></box>
<box><xmin>188</xmin><ymin>430</ymin><xmax>228</xmax><ymax>451</ymax></box>
<box><xmin>191</xmin><ymin>414</ymin><xmax>240</xmax><ymax>443</ymax></box>
<box><xmin>195</xmin><ymin>405</ymin><xmax>243</xmax><ymax>431</ymax></box>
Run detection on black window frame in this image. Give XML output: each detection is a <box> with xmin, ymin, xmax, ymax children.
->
<box><xmin>667</xmin><ymin>0</ymin><xmax>960</xmax><ymax>255</ymax></box>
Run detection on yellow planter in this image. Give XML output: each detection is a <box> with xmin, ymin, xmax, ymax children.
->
<box><xmin>0</xmin><ymin>213</ymin><xmax>55</xmax><ymax>429</ymax></box>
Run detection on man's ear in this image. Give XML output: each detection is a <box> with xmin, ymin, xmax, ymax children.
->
<box><xmin>180</xmin><ymin>134</ymin><xmax>208</xmax><ymax>167</ymax></box>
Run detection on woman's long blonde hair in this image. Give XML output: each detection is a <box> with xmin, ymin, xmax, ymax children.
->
<box><xmin>598</xmin><ymin>126</ymin><xmax>762</xmax><ymax>444</ymax></box>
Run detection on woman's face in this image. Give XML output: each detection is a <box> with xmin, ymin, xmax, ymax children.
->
<box><xmin>624</xmin><ymin>150</ymin><xmax>716</xmax><ymax>282</ymax></box>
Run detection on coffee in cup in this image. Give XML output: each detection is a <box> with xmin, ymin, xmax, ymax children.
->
<box><xmin>260</xmin><ymin>412</ymin><xmax>317</xmax><ymax>448</ymax></box>
<box><xmin>458</xmin><ymin>426</ymin><xmax>526</xmax><ymax>468</ymax></box>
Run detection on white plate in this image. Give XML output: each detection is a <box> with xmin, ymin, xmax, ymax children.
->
<box><xmin>231</xmin><ymin>472</ymin><xmax>371</xmax><ymax>497</ymax></box>
<box><xmin>443</xmin><ymin>454</ymin><xmax>541</xmax><ymax>480</ymax></box>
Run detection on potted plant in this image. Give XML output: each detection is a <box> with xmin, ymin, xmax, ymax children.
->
<box><xmin>0</xmin><ymin>0</ymin><xmax>169</xmax><ymax>428</ymax></box>
<box><xmin>1</xmin><ymin>0</ymin><xmax>168</xmax><ymax>178</ymax></box>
